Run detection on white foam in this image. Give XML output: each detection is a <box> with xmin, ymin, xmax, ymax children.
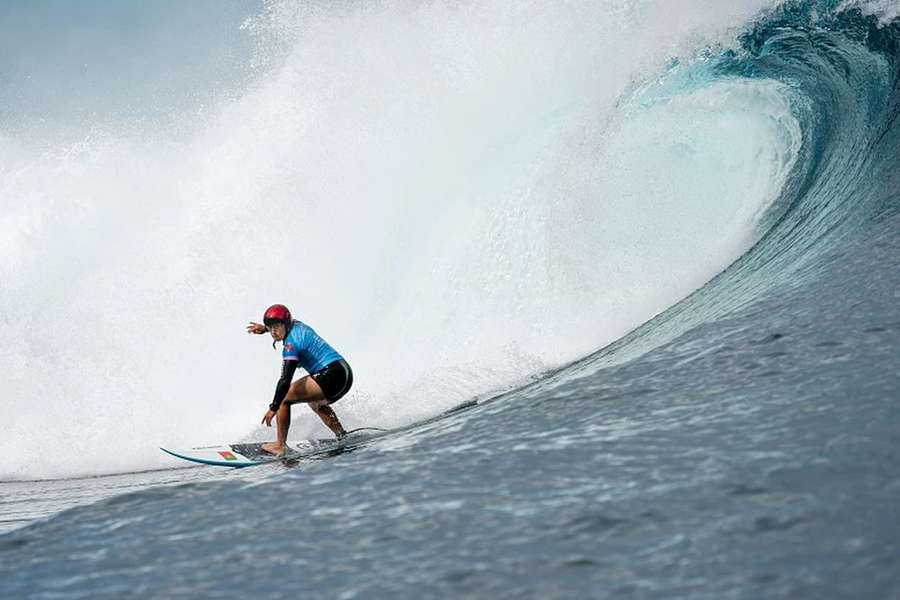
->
<box><xmin>838</xmin><ymin>0</ymin><xmax>900</xmax><ymax>25</ymax></box>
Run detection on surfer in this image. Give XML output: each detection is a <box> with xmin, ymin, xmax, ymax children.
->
<box><xmin>247</xmin><ymin>304</ymin><xmax>353</xmax><ymax>455</ymax></box>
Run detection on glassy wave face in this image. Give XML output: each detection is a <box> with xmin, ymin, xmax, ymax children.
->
<box><xmin>1</xmin><ymin>1</ymin><xmax>899</xmax><ymax>598</ymax></box>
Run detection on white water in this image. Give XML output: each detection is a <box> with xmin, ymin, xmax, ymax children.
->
<box><xmin>839</xmin><ymin>0</ymin><xmax>900</xmax><ymax>24</ymax></box>
<box><xmin>0</xmin><ymin>0</ymin><xmax>793</xmax><ymax>480</ymax></box>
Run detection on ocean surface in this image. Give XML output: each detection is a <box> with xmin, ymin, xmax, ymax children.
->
<box><xmin>1</xmin><ymin>1</ymin><xmax>899</xmax><ymax>598</ymax></box>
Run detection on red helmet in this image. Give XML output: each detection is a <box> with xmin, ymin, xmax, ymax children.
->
<box><xmin>263</xmin><ymin>304</ymin><xmax>292</xmax><ymax>328</ymax></box>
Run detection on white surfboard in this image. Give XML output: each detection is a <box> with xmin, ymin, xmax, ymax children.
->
<box><xmin>160</xmin><ymin>427</ymin><xmax>390</xmax><ymax>468</ymax></box>
<box><xmin>160</xmin><ymin>439</ymin><xmax>340</xmax><ymax>467</ymax></box>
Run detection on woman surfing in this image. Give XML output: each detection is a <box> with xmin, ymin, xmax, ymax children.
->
<box><xmin>246</xmin><ymin>304</ymin><xmax>353</xmax><ymax>456</ymax></box>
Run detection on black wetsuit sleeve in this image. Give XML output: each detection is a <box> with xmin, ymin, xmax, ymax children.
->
<box><xmin>269</xmin><ymin>360</ymin><xmax>298</xmax><ymax>412</ymax></box>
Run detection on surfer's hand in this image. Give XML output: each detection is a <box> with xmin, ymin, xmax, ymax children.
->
<box><xmin>247</xmin><ymin>322</ymin><xmax>267</xmax><ymax>335</ymax></box>
<box><xmin>262</xmin><ymin>409</ymin><xmax>276</xmax><ymax>427</ymax></box>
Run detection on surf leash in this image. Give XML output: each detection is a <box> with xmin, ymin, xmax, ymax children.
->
<box><xmin>344</xmin><ymin>427</ymin><xmax>389</xmax><ymax>434</ymax></box>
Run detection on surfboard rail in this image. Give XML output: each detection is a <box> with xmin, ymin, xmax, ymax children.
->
<box><xmin>160</xmin><ymin>446</ymin><xmax>264</xmax><ymax>467</ymax></box>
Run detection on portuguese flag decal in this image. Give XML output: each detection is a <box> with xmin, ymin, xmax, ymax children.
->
<box><xmin>218</xmin><ymin>450</ymin><xmax>238</xmax><ymax>461</ymax></box>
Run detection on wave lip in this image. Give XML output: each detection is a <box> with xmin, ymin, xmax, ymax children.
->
<box><xmin>568</xmin><ymin>0</ymin><xmax>900</xmax><ymax>375</ymax></box>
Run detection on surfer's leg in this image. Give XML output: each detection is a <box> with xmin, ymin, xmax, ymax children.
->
<box><xmin>274</xmin><ymin>402</ymin><xmax>292</xmax><ymax>447</ymax></box>
<box><xmin>262</xmin><ymin>376</ymin><xmax>327</xmax><ymax>455</ymax></box>
<box><xmin>309</xmin><ymin>400</ymin><xmax>347</xmax><ymax>438</ymax></box>
<box><xmin>262</xmin><ymin>403</ymin><xmax>292</xmax><ymax>455</ymax></box>
<box><xmin>307</xmin><ymin>360</ymin><xmax>351</xmax><ymax>438</ymax></box>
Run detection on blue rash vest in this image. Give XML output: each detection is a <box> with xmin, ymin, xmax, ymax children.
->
<box><xmin>281</xmin><ymin>319</ymin><xmax>343</xmax><ymax>374</ymax></box>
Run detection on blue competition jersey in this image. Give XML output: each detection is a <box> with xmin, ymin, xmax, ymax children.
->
<box><xmin>282</xmin><ymin>320</ymin><xmax>343</xmax><ymax>374</ymax></box>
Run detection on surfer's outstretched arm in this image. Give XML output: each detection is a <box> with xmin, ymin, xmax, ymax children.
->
<box><xmin>246</xmin><ymin>321</ymin><xmax>267</xmax><ymax>335</ymax></box>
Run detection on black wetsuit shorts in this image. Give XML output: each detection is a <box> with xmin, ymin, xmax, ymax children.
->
<box><xmin>311</xmin><ymin>359</ymin><xmax>353</xmax><ymax>403</ymax></box>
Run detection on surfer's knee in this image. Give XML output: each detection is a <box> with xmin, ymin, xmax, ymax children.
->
<box><xmin>308</xmin><ymin>399</ymin><xmax>329</xmax><ymax>412</ymax></box>
<box><xmin>283</xmin><ymin>378</ymin><xmax>308</xmax><ymax>404</ymax></box>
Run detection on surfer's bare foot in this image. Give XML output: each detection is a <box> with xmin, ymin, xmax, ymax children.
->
<box><xmin>261</xmin><ymin>442</ymin><xmax>285</xmax><ymax>456</ymax></box>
